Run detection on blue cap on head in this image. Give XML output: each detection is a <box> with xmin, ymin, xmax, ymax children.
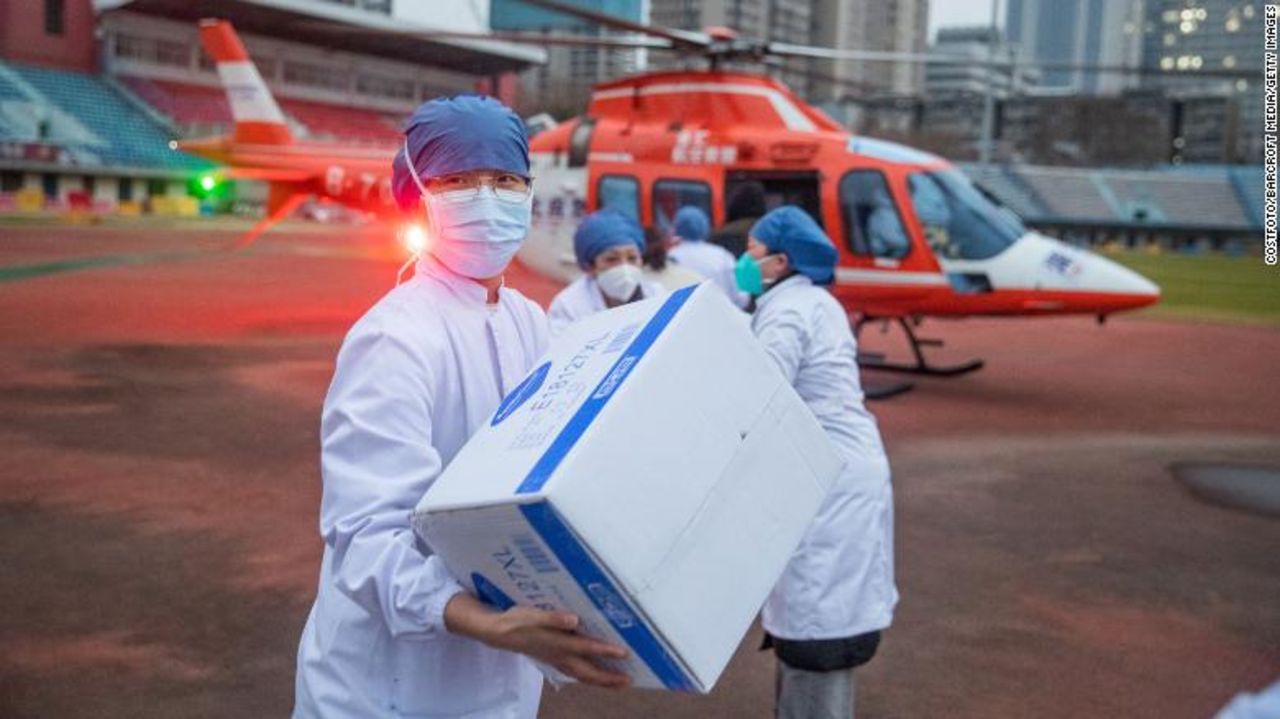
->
<box><xmin>392</xmin><ymin>94</ymin><xmax>530</xmax><ymax>211</ymax></box>
<box><xmin>574</xmin><ymin>209</ymin><xmax>645</xmax><ymax>269</ymax></box>
<box><xmin>673</xmin><ymin>205</ymin><xmax>710</xmax><ymax>242</ymax></box>
<box><xmin>749</xmin><ymin>206</ymin><xmax>839</xmax><ymax>285</ymax></box>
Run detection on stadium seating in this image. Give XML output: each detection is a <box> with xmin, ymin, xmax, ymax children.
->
<box><xmin>1227</xmin><ymin>166</ymin><xmax>1264</xmax><ymax>227</ymax></box>
<box><xmin>118</xmin><ymin>76</ymin><xmax>233</xmax><ymax>130</ymax></box>
<box><xmin>279</xmin><ymin>97</ymin><xmax>401</xmax><ymax>145</ymax></box>
<box><xmin>1014</xmin><ymin>167</ymin><xmax>1117</xmax><ymax>220</ymax></box>
<box><xmin>0</xmin><ymin>68</ymin><xmax>27</xmax><ymax>101</ymax></box>
<box><xmin>0</xmin><ymin>61</ymin><xmax>206</xmax><ymax>171</ymax></box>
<box><xmin>117</xmin><ymin>75</ymin><xmax>402</xmax><ymax>146</ymax></box>
<box><xmin>1105</xmin><ymin>173</ymin><xmax>1247</xmax><ymax>229</ymax></box>
<box><xmin>965</xmin><ymin>162</ymin><xmax>1260</xmax><ymax>234</ymax></box>
<box><xmin>962</xmin><ymin>164</ymin><xmax>1048</xmax><ymax>218</ymax></box>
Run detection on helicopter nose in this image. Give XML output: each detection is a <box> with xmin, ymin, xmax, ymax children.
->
<box><xmin>1019</xmin><ymin>233</ymin><xmax>1161</xmax><ymax>313</ymax></box>
<box><xmin>1077</xmin><ymin>246</ymin><xmax>1161</xmax><ymax>310</ymax></box>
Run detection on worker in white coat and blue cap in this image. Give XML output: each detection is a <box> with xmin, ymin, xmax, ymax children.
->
<box><xmin>293</xmin><ymin>94</ymin><xmax>630</xmax><ymax>719</ymax></box>
<box><xmin>547</xmin><ymin>208</ymin><xmax>666</xmax><ymax>335</ymax></box>
<box><xmin>668</xmin><ymin>205</ymin><xmax>748</xmax><ymax>308</ymax></box>
<box><xmin>735</xmin><ymin>206</ymin><xmax>897</xmax><ymax>719</ymax></box>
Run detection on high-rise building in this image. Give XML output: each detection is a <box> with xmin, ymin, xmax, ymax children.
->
<box><xmin>1005</xmin><ymin>0</ymin><xmax>1144</xmax><ymax>95</ymax></box>
<box><xmin>647</xmin><ymin>0</ymin><xmax>814</xmax><ymax>96</ymax></box>
<box><xmin>491</xmin><ymin>0</ymin><xmax>646</xmax><ymax>115</ymax></box>
<box><xmin>919</xmin><ymin>26</ymin><xmax>1040</xmax><ymax>154</ymax></box>
<box><xmin>1140</xmin><ymin>0</ymin><xmax>1262</xmax><ymax>163</ymax></box>
<box><xmin>804</xmin><ymin>0</ymin><xmax>927</xmax><ymax>132</ymax></box>
<box><xmin>809</xmin><ymin>0</ymin><xmax>927</xmax><ymax>102</ymax></box>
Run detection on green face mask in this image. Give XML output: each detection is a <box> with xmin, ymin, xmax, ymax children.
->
<box><xmin>734</xmin><ymin>252</ymin><xmax>764</xmax><ymax>296</ymax></box>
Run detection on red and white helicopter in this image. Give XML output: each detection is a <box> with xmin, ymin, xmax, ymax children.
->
<box><xmin>189</xmin><ymin>1</ymin><xmax>1169</xmax><ymax>397</ymax></box>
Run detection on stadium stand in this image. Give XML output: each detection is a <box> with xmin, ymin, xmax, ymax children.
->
<box><xmin>963</xmin><ymin>164</ymin><xmax>1048</xmax><ymax>218</ymax></box>
<box><xmin>117</xmin><ymin>75</ymin><xmax>403</xmax><ymax>146</ymax></box>
<box><xmin>118</xmin><ymin>76</ymin><xmax>232</xmax><ymax>129</ymax></box>
<box><xmin>1105</xmin><ymin>173</ymin><xmax>1247</xmax><ymax>229</ymax></box>
<box><xmin>0</xmin><ymin>61</ymin><xmax>205</xmax><ymax>172</ymax></box>
<box><xmin>271</xmin><ymin>96</ymin><xmax>401</xmax><ymax>145</ymax></box>
<box><xmin>0</xmin><ymin>68</ymin><xmax>26</xmax><ymax>101</ymax></box>
<box><xmin>1228</xmin><ymin>167</ymin><xmax>1264</xmax><ymax>228</ymax></box>
<box><xmin>1015</xmin><ymin>167</ymin><xmax>1118</xmax><ymax>220</ymax></box>
<box><xmin>962</xmin><ymin>162</ymin><xmax>1262</xmax><ymax>246</ymax></box>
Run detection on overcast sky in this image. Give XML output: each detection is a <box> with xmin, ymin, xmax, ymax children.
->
<box><xmin>928</xmin><ymin>0</ymin><xmax>1001</xmax><ymax>42</ymax></box>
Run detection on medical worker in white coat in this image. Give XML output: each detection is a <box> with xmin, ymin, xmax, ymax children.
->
<box><xmin>294</xmin><ymin>95</ymin><xmax>630</xmax><ymax>719</ymax></box>
<box><xmin>734</xmin><ymin>206</ymin><xmax>897</xmax><ymax>719</ymax></box>
<box><xmin>667</xmin><ymin>205</ymin><xmax>748</xmax><ymax>308</ymax></box>
<box><xmin>548</xmin><ymin>208</ymin><xmax>666</xmax><ymax>335</ymax></box>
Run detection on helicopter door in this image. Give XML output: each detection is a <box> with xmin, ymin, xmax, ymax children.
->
<box><xmin>725</xmin><ymin>171</ymin><xmax>822</xmax><ymax>221</ymax></box>
<box><xmin>715</xmin><ymin>172</ymin><xmax>821</xmax><ymax>256</ymax></box>
<box><xmin>837</xmin><ymin>170</ymin><xmax>914</xmax><ymax>265</ymax></box>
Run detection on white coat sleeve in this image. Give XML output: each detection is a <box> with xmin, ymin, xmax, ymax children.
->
<box><xmin>318</xmin><ymin>323</ymin><xmax>464</xmax><ymax>639</ymax></box>
<box><xmin>546</xmin><ymin>291</ymin><xmax>575</xmax><ymax>337</ymax></box>
<box><xmin>753</xmin><ymin>305</ymin><xmax>807</xmax><ymax>384</ymax></box>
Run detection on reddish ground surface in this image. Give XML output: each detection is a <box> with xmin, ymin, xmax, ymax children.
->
<box><xmin>1</xmin><ymin>223</ymin><xmax>1277</xmax><ymax>718</ymax></box>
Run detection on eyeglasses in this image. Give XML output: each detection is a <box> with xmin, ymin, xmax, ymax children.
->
<box><xmin>423</xmin><ymin>171</ymin><xmax>533</xmax><ymax>204</ymax></box>
<box><xmin>403</xmin><ymin>138</ymin><xmax>532</xmax><ymax>204</ymax></box>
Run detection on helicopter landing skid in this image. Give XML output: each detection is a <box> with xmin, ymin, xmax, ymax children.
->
<box><xmin>855</xmin><ymin>317</ymin><xmax>985</xmax><ymax>383</ymax></box>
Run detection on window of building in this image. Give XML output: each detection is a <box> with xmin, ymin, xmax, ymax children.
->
<box><xmin>82</xmin><ymin>175</ymin><xmax>96</xmax><ymax>195</ymax></box>
<box><xmin>114</xmin><ymin>34</ymin><xmax>191</xmax><ymax>68</ymax></box>
<box><xmin>146</xmin><ymin>178</ymin><xmax>167</xmax><ymax>197</ymax></box>
<box><xmin>356</xmin><ymin>73</ymin><xmax>414</xmax><ymax>100</ymax></box>
<box><xmin>283</xmin><ymin>60</ymin><xmax>349</xmax><ymax>92</ymax></box>
<box><xmin>597</xmin><ymin>175</ymin><xmax>639</xmax><ymax>221</ymax></box>
<box><xmin>839</xmin><ymin>171</ymin><xmax>910</xmax><ymax>260</ymax></box>
<box><xmin>41</xmin><ymin>173</ymin><xmax>58</xmax><ymax>199</ymax></box>
<box><xmin>906</xmin><ymin>170</ymin><xmax>1026</xmax><ymax>260</ymax></box>
<box><xmin>1</xmin><ymin>171</ymin><xmax>23</xmax><ymax>192</ymax></box>
<box><xmin>652</xmin><ymin>179</ymin><xmax>712</xmax><ymax>232</ymax></box>
<box><xmin>118</xmin><ymin>178</ymin><xmax>134</xmax><ymax>202</ymax></box>
<box><xmin>45</xmin><ymin>0</ymin><xmax>64</xmax><ymax>36</ymax></box>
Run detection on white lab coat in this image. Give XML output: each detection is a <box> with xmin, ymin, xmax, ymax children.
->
<box><xmin>668</xmin><ymin>240</ymin><xmax>748</xmax><ymax>308</ymax></box>
<box><xmin>1217</xmin><ymin>679</ymin><xmax>1280</xmax><ymax>719</ymax></box>
<box><xmin>294</xmin><ymin>255</ymin><xmax>549</xmax><ymax>718</ymax></box>
<box><xmin>751</xmin><ymin>275</ymin><xmax>898</xmax><ymax>640</ymax></box>
<box><xmin>643</xmin><ymin>261</ymin><xmax>704</xmax><ymax>293</ymax></box>
<box><xmin>546</xmin><ymin>274</ymin><xmax>666</xmax><ymax>336</ymax></box>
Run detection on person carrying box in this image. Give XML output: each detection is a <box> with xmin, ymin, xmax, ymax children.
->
<box><xmin>293</xmin><ymin>94</ymin><xmax>629</xmax><ymax>719</ymax></box>
<box><xmin>735</xmin><ymin>206</ymin><xmax>899</xmax><ymax>719</ymax></box>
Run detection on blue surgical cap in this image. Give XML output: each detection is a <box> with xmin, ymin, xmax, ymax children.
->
<box><xmin>574</xmin><ymin>209</ymin><xmax>644</xmax><ymax>269</ymax></box>
<box><xmin>392</xmin><ymin>94</ymin><xmax>530</xmax><ymax>211</ymax></box>
<box><xmin>750</xmin><ymin>206</ymin><xmax>839</xmax><ymax>285</ymax></box>
<box><xmin>673</xmin><ymin>205</ymin><xmax>710</xmax><ymax>242</ymax></box>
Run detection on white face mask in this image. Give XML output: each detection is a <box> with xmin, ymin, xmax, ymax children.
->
<box><xmin>596</xmin><ymin>263</ymin><xmax>643</xmax><ymax>302</ymax></box>
<box><xmin>424</xmin><ymin>191</ymin><xmax>531</xmax><ymax>279</ymax></box>
<box><xmin>406</xmin><ymin>139</ymin><xmax>531</xmax><ymax>279</ymax></box>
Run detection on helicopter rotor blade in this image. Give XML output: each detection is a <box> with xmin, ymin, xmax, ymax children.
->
<box><xmin>297</xmin><ymin>22</ymin><xmax>677</xmax><ymax>50</ymax></box>
<box><xmin>511</xmin><ymin>0</ymin><xmax>711</xmax><ymax>48</ymax></box>
<box><xmin>766</xmin><ymin>42</ymin><xmax>1259</xmax><ymax>79</ymax></box>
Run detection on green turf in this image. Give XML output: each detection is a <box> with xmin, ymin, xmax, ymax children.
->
<box><xmin>1106</xmin><ymin>250</ymin><xmax>1280</xmax><ymax>326</ymax></box>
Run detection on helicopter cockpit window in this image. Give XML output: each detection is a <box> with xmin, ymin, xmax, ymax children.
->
<box><xmin>597</xmin><ymin>175</ymin><xmax>640</xmax><ymax>222</ymax></box>
<box><xmin>907</xmin><ymin>170</ymin><xmax>1027</xmax><ymax>261</ymax></box>
<box><xmin>652</xmin><ymin>179</ymin><xmax>712</xmax><ymax>232</ymax></box>
<box><xmin>838</xmin><ymin>171</ymin><xmax>910</xmax><ymax>260</ymax></box>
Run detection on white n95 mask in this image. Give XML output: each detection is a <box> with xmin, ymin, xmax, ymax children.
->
<box><xmin>596</xmin><ymin>263</ymin><xmax>643</xmax><ymax>302</ymax></box>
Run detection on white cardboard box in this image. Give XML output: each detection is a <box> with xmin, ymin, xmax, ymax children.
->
<box><xmin>411</xmin><ymin>283</ymin><xmax>844</xmax><ymax>693</ymax></box>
